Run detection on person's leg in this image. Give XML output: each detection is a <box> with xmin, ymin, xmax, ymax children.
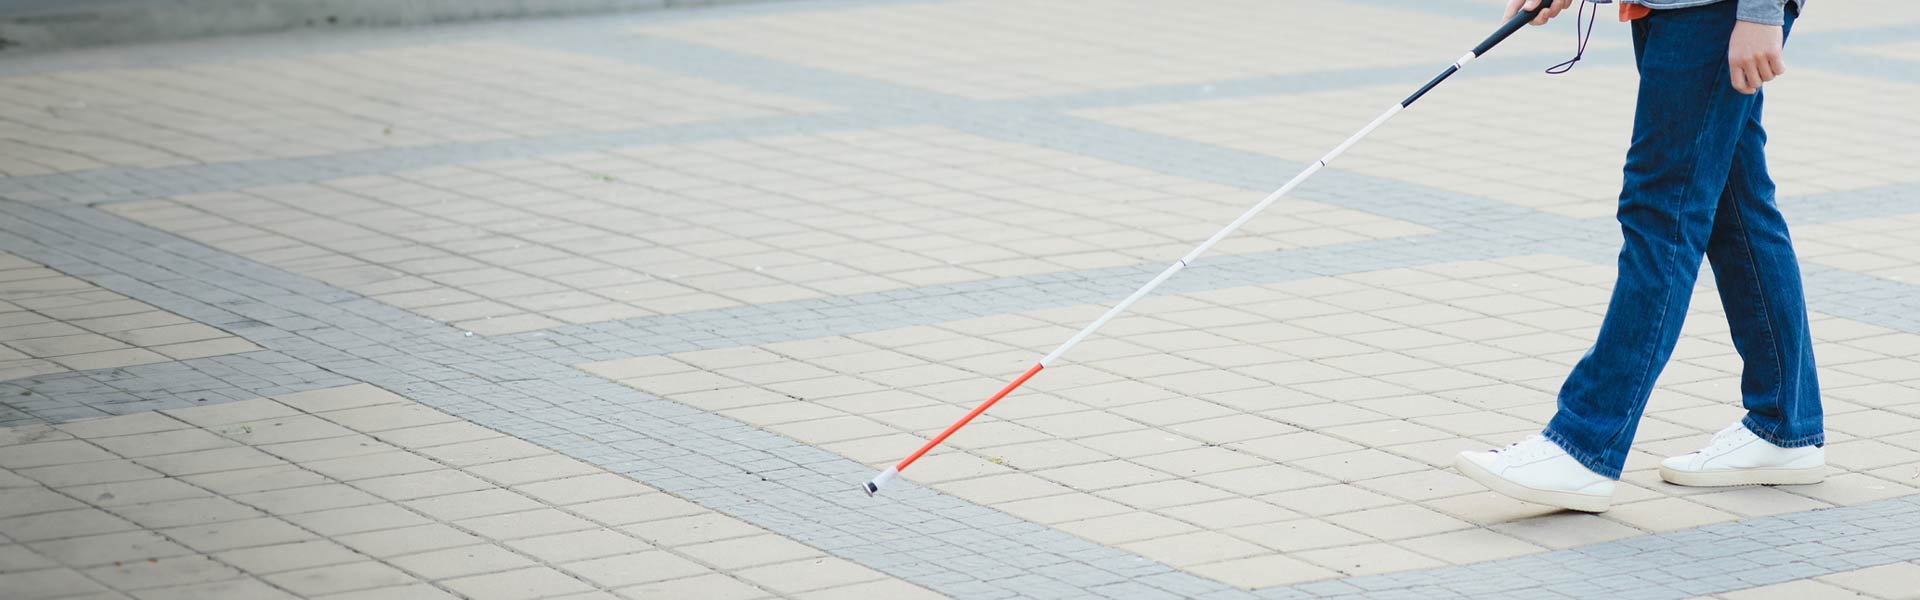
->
<box><xmin>1543</xmin><ymin>1</ymin><xmax>1764</xmax><ymax>479</ymax></box>
<box><xmin>1652</xmin><ymin>79</ymin><xmax>1826</xmax><ymax>487</ymax></box>
<box><xmin>1703</xmin><ymin>92</ymin><xmax>1823</xmax><ymax>451</ymax></box>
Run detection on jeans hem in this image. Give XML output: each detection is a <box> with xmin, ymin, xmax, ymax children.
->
<box><xmin>1741</xmin><ymin>414</ymin><xmax>1824</xmax><ymax>448</ymax></box>
<box><xmin>1541</xmin><ymin>426</ymin><xmax>1623</xmax><ymax>480</ymax></box>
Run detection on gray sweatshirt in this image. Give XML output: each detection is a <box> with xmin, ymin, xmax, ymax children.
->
<box><xmin>1626</xmin><ymin>0</ymin><xmax>1803</xmax><ymax>26</ymax></box>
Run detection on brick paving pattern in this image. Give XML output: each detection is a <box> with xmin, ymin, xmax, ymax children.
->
<box><xmin>1</xmin><ymin>0</ymin><xmax>1917</xmax><ymax>598</ymax></box>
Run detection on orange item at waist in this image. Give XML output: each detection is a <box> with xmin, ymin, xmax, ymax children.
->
<box><xmin>1620</xmin><ymin>3</ymin><xmax>1651</xmax><ymax>20</ymax></box>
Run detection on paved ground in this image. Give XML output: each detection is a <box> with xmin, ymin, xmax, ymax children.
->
<box><xmin>2</xmin><ymin>0</ymin><xmax>1918</xmax><ymax>598</ymax></box>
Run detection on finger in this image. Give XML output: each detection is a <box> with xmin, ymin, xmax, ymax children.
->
<box><xmin>1730</xmin><ymin>65</ymin><xmax>1751</xmax><ymax>94</ymax></box>
<box><xmin>1748</xmin><ymin>63</ymin><xmax>1765</xmax><ymax>90</ymax></box>
<box><xmin>1736</xmin><ymin>64</ymin><xmax>1761</xmax><ymax>93</ymax></box>
<box><xmin>1756</xmin><ymin>59</ymin><xmax>1776</xmax><ymax>83</ymax></box>
<box><xmin>1770</xmin><ymin>54</ymin><xmax>1787</xmax><ymax>77</ymax></box>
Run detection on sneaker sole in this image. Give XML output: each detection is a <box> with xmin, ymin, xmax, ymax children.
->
<box><xmin>1658</xmin><ymin>464</ymin><xmax>1826</xmax><ymax>487</ymax></box>
<box><xmin>1454</xmin><ymin>453</ymin><xmax>1611</xmax><ymax>513</ymax></box>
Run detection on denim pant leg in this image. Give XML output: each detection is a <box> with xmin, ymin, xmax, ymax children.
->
<box><xmin>1544</xmin><ymin>1</ymin><xmax>1778</xmax><ymax>479</ymax></box>
<box><xmin>1703</xmin><ymin>38</ymin><xmax>1822</xmax><ymax>451</ymax></box>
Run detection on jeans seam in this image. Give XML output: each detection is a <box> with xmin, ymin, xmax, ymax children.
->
<box><xmin>1723</xmin><ymin>162</ymin><xmax>1790</xmax><ymax>442</ymax></box>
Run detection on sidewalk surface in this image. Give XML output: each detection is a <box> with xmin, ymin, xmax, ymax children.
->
<box><xmin>2</xmin><ymin>1</ymin><xmax>1919</xmax><ymax>599</ymax></box>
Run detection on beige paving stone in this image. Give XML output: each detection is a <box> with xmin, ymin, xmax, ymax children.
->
<box><xmin>1035</xmin><ymin>460</ymin><xmax>1171</xmax><ymax>491</ymax></box>
<box><xmin>284</xmin><ymin>503</ymin><xmax>433</xmax><ymax>536</ymax></box>
<box><xmin>389</xmin><ymin>544</ymin><xmax>536</xmax><ymax>580</ymax></box>
<box><xmin>1226</xmin><ymin>519</ymin><xmax>1372</xmax><ymax>553</ymax></box>
<box><xmin>211</xmin><ymin>414</ymin><xmax>357</xmax><ymax>446</ymax></box>
<box><xmin>1720</xmin><ymin>579</ymin><xmax>1872</xmax><ymax>600</ymax></box>
<box><xmin>213</xmin><ymin>539</ymin><xmax>365</xmax><ymax>575</ymax></box>
<box><xmin>613</xmin><ymin>573</ymin><xmax>771</xmax><ymax>600</ymax></box>
<box><xmin>251</xmin><ymin>435</ymin><xmax>394</xmax><ymax>463</ymax></box>
<box><xmin>1</xmin><ymin>507</ymin><xmax>141</xmax><ymax>542</ymax></box>
<box><xmin>993</xmin><ymin>492</ymin><xmax>1134</xmax><ymax>525</ymax></box>
<box><xmin>1395</xmin><ymin>528</ymin><xmax>1545</xmax><ymax>565</ymax></box>
<box><xmin>183</xmin><ymin>465</ymin><xmax>329</xmax><ymax>495</ymax></box>
<box><xmin>1158</xmin><ymin>497</ymin><xmax>1300</xmax><ymax>530</ymax></box>
<box><xmin>161</xmin><ymin>517</ymin><xmax>315</xmax><ymax>552</ymax></box>
<box><xmin>62</xmin><ymin>478</ymin><xmax>209</xmax><ymax>508</ymax></box>
<box><xmin>1603</xmin><ymin>497</ymin><xmax>1739</xmax><ymax>532</ymax></box>
<box><xmin>313</xmin><ymin>583</ymin><xmax>460</xmax><ymax>600</ymax></box>
<box><xmin>19</xmin><ymin>459</ymin><xmax>161</xmax><ymax>488</ymax></box>
<box><xmin>106</xmin><ymin>495</ymin><xmax>265</xmax><ymax>530</ymax></box>
<box><xmin>274</xmin><ymin>384</ymin><xmax>408</xmax><ymax>413</ymax></box>
<box><xmin>82</xmin><ymin>555</ymin><xmax>242</xmax><ymax>591</ymax></box>
<box><xmin>458</xmin><ymin>508</ymin><xmax>599</xmax><ymax>541</ymax></box>
<box><xmin>372</xmin><ymin>422</ymin><xmax>503</xmax><ymax>449</ymax></box>
<box><xmin>442</xmin><ymin>566</ymin><xmax>595</xmax><ymax>600</ymax></box>
<box><xmin>620</xmin><ymin>513</ymin><xmax>765</xmax><ymax>548</ymax></box>
<box><xmin>413</xmin><ymin>436</ymin><xmax>548</xmax><ymax>467</ymax></box>
<box><xmin>351</xmin><ymin>469</ymin><xmax>495</xmax><ymax>501</ymax></box>
<box><xmin>565</xmin><ymin>493</ymin><xmax>708</xmax><ymax>527</ymax></box>
<box><xmin>1689</xmin><ymin>486</ymin><xmax>1835</xmax><ymax>518</ymax></box>
<box><xmin>0</xmin><ymin>485</ymin><xmax>84</xmax><ymax>519</ymax></box>
<box><xmin>0</xmin><ymin>568</ymin><xmax>110</xmax><ymax>600</ymax></box>
<box><xmin>1262</xmin><ymin>484</ymin><xmax>1400</xmax><ymax>517</ymax></box>
<box><xmin>92</xmin><ymin>429</ymin><xmax>235</xmax><ymax>458</ymax></box>
<box><xmin>154</xmin><ymin>338</ymin><xmax>264</xmax><ymax>361</ymax></box>
<box><xmin>464</xmin><ymin>455</ymin><xmax>604</xmax><ymax>486</ymax></box>
<box><xmin>130</xmin><ymin>577</ymin><xmax>299</xmax><ymax>600</ymax></box>
<box><xmin>56</xmin><ymin>413</ymin><xmax>191</xmax><ymax>440</ymax></box>
<box><xmin>1490</xmin><ymin>512</ymin><xmax>1644</xmax><ymax>550</ymax></box>
<box><xmin>1056</xmin><ymin>511</ymin><xmax>1200</xmax><ymax>546</ymax></box>
<box><xmin>1187</xmin><ymin>554</ymin><xmax>1341</xmax><ymax>588</ymax></box>
<box><xmin>159</xmin><ymin>400</ymin><xmax>297</xmax><ymax>429</ymax></box>
<box><xmin>793</xmin><ymin>578</ymin><xmax>948</xmax><ymax>600</ymax></box>
<box><xmin>513</xmin><ymin>473</ymin><xmax>653</xmax><ymax>505</ymax></box>
<box><xmin>507</xmin><ymin>529</ymin><xmax>655</xmax><ymax>564</ymax></box>
<box><xmin>302</xmin><ymin>450</ymin><xmax>444</xmax><ymax>481</ymax></box>
<box><xmin>1119</xmin><ymin>530</ymin><xmax>1266</xmax><ymax>568</ymax></box>
<box><xmin>1295</xmin><ymin>542</ymin><xmax>1447</xmax><ymax>577</ymax></box>
<box><xmin>318</xmin><ymin>403</ymin><xmax>462</xmax><ymax>433</ymax></box>
<box><xmin>1817</xmin><ymin>561</ymin><xmax>1920</xmax><ymax>599</ymax></box>
<box><xmin>403</xmin><ymin>488</ymin><xmax>546</xmax><ymax>522</ymax></box>
<box><xmin>0</xmin><ymin>544</ymin><xmax>58</xmax><ymax>572</ymax></box>
<box><xmin>563</xmin><ymin>550</ymin><xmax>710</xmax><ymax>587</ymax></box>
<box><xmin>264</xmin><ymin>561</ymin><xmax>419</xmax><ymax>596</ymax></box>
<box><xmin>334</xmin><ymin>523</ymin><xmax>485</xmax><ymax>558</ymax></box>
<box><xmin>731</xmin><ymin>556</ymin><xmax>886</xmax><ymax>596</ymax></box>
<box><xmin>675</xmin><ymin>534</ymin><xmax>822</xmax><ymax>571</ymax></box>
<box><xmin>231</xmin><ymin>483</ymin><xmax>384</xmax><ymax>516</ymax></box>
<box><xmin>0</xmin><ymin>439</ymin><xmax>117</xmax><ymax>468</ymax></box>
<box><xmin>1324</xmin><ymin>504</ymin><xmax>1471</xmax><ymax>540</ymax></box>
<box><xmin>28</xmin><ymin>530</ymin><xmax>196</xmax><ymax>568</ymax></box>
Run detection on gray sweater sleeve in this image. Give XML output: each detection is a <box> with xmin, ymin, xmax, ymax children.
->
<box><xmin>1737</xmin><ymin>0</ymin><xmax>1790</xmax><ymax>25</ymax></box>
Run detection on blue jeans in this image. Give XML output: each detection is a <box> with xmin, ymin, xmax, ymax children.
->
<box><xmin>1543</xmin><ymin>0</ymin><xmax>1820</xmax><ymax>479</ymax></box>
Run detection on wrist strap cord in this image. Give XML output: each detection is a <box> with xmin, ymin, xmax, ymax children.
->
<box><xmin>1546</xmin><ymin>0</ymin><xmax>1609</xmax><ymax>74</ymax></box>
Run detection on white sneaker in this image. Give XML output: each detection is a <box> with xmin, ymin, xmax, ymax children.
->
<box><xmin>1455</xmin><ymin>434</ymin><xmax>1615</xmax><ymax>513</ymax></box>
<box><xmin>1659</xmin><ymin>422</ymin><xmax>1825</xmax><ymax>487</ymax></box>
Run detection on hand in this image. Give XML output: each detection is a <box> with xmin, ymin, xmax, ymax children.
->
<box><xmin>1505</xmin><ymin>0</ymin><xmax>1574</xmax><ymax>26</ymax></box>
<box><xmin>1728</xmin><ymin>21</ymin><xmax>1786</xmax><ymax>94</ymax></box>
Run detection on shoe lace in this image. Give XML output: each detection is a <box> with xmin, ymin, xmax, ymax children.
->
<box><xmin>1497</xmin><ymin>435</ymin><xmax>1554</xmax><ymax>461</ymax></box>
<box><xmin>1704</xmin><ymin>423</ymin><xmax>1752</xmax><ymax>453</ymax></box>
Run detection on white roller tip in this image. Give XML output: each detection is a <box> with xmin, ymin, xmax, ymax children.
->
<box><xmin>862</xmin><ymin>466</ymin><xmax>900</xmax><ymax>496</ymax></box>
